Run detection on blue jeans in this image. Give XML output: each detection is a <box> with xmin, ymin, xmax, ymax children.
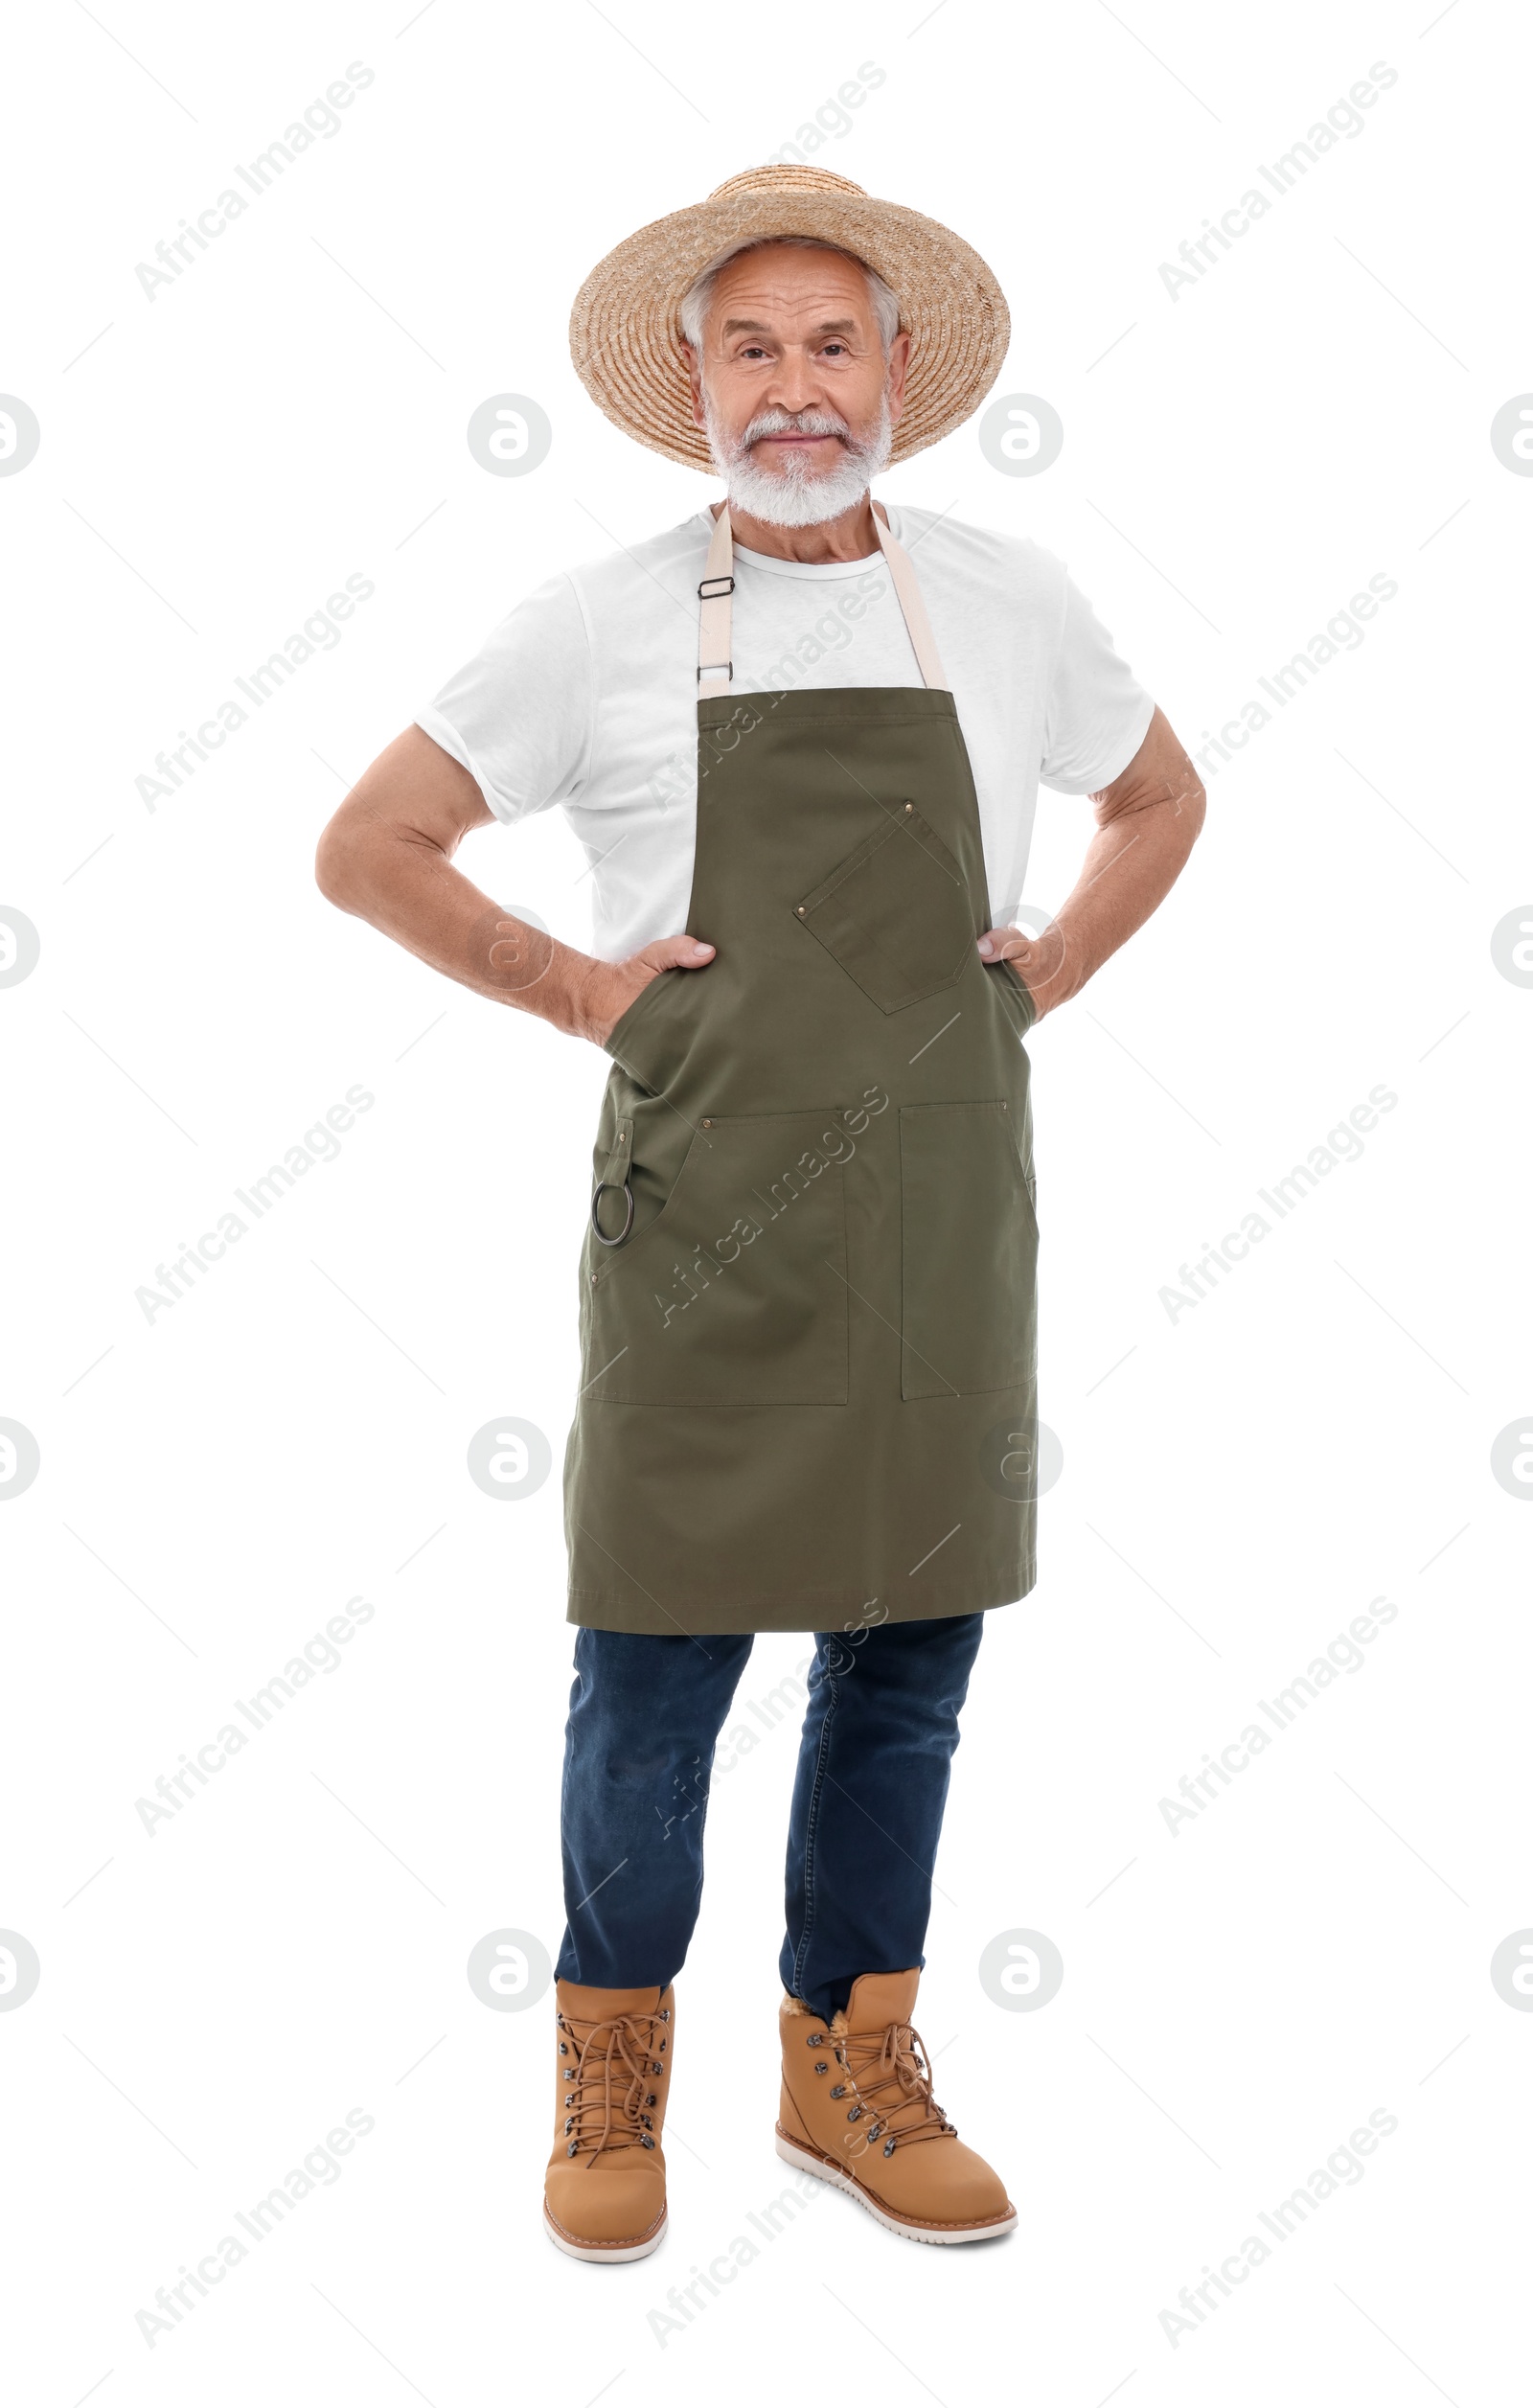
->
<box><xmin>556</xmin><ymin>1615</ymin><xmax>985</xmax><ymax>2023</ymax></box>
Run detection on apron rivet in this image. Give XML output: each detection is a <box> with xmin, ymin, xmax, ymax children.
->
<box><xmin>701</xmin><ymin>1117</ymin><xmax>712</xmax><ymax>1127</ymax></box>
<box><xmin>796</xmin><ymin>906</ymin><xmax>807</xmax><ymax>916</ymax></box>
<box><xmin>904</xmin><ymin>802</ymin><xmax>913</xmax><ymax>814</ymax></box>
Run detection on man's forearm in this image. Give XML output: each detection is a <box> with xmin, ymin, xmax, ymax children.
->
<box><xmin>317</xmin><ymin>818</ymin><xmax>598</xmax><ymax>1038</ymax></box>
<box><xmin>979</xmin><ymin>705</ymin><xmax>1205</xmax><ymax>1015</ymax></box>
<box><xmin>1022</xmin><ymin>793</ymin><xmax>1201</xmax><ymax>1013</ymax></box>
<box><xmin>315</xmin><ymin>724</ymin><xmax>719</xmax><ymax>1048</ymax></box>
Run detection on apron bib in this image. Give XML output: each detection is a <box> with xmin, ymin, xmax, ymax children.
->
<box><xmin>564</xmin><ymin>506</ymin><xmax>1040</xmax><ymax>1635</ymax></box>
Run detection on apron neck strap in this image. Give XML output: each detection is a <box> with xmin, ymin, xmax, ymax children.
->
<box><xmin>697</xmin><ymin>505</ymin><xmax>735</xmax><ymax>699</ymax></box>
<box><xmin>871</xmin><ymin>510</ymin><xmax>950</xmax><ymax>693</ymax></box>
<box><xmin>697</xmin><ymin>503</ymin><xmax>950</xmax><ymax>699</ymax></box>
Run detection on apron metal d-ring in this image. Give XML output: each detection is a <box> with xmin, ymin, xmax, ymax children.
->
<box><xmin>591</xmin><ymin>1178</ymin><xmax>635</xmax><ymax>1248</ymax></box>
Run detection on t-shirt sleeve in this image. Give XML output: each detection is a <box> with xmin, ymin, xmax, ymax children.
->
<box><xmin>1039</xmin><ymin>574</ymin><xmax>1155</xmax><ymax>794</ymax></box>
<box><xmin>414</xmin><ymin>570</ymin><xmax>592</xmax><ymax>824</ymax></box>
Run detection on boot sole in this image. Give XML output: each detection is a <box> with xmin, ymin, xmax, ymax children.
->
<box><xmin>543</xmin><ymin>2205</ymin><xmax>668</xmax><ymax>2264</ymax></box>
<box><xmin>774</xmin><ymin>2131</ymin><xmax>1017</xmax><ymax>2246</ymax></box>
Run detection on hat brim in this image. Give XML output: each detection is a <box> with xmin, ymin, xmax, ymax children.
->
<box><xmin>568</xmin><ymin>170</ymin><xmax>1011</xmax><ymax>470</ymax></box>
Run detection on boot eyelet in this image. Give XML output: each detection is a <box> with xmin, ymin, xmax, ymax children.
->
<box><xmin>642</xmin><ymin>2135</ymin><xmax>655</xmax><ymax>2150</ymax></box>
<box><xmin>652</xmin><ymin>2062</ymin><xmax>664</xmax><ymax>2075</ymax></box>
<box><xmin>647</xmin><ymin>2092</ymin><xmax>657</xmax><ymax>2106</ymax></box>
<box><xmin>563</xmin><ymin>2118</ymin><xmax>573</xmax><ymax>2134</ymax></box>
<box><xmin>659</xmin><ymin>2008</ymin><xmax>671</xmax><ymax>2021</ymax></box>
<box><xmin>641</xmin><ymin>2114</ymin><xmax>652</xmax><ymax>2128</ymax></box>
<box><xmin>807</xmin><ymin>2033</ymin><xmax>826</xmax><ymax>2048</ymax></box>
<box><xmin>559</xmin><ymin>2042</ymin><xmax>568</xmax><ymax>2055</ymax></box>
<box><xmin>830</xmin><ymin>2084</ymin><xmax>846</xmax><ymax>2098</ymax></box>
<box><xmin>567</xmin><ymin>2142</ymin><xmax>579</xmax><ymax>2157</ymax></box>
<box><xmin>883</xmin><ymin>2139</ymin><xmax>896</xmax><ymax>2157</ymax></box>
<box><xmin>813</xmin><ymin>2061</ymin><xmax>828</xmax><ymax>2074</ymax></box>
<box><xmin>658</xmin><ymin>2038</ymin><xmax>667</xmax><ymax>2051</ymax></box>
<box><xmin>847</xmin><ymin>2106</ymin><xmax>862</xmax><ymax>2121</ymax></box>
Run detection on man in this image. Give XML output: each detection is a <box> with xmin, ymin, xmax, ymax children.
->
<box><xmin>317</xmin><ymin>166</ymin><xmax>1202</xmax><ymax>2261</ymax></box>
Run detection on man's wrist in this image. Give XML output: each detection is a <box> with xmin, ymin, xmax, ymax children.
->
<box><xmin>562</xmin><ymin>948</ymin><xmax>616</xmax><ymax>1046</ymax></box>
<box><xmin>1014</xmin><ymin>952</ymin><xmax>1078</xmax><ymax>1019</ymax></box>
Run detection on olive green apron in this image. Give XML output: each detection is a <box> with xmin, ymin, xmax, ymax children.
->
<box><xmin>563</xmin><ymin>506</ymin><xmax>1039</xmax><ymax>1636</ymax></box>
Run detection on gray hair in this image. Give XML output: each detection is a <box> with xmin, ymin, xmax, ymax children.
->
<box><xmin>678</xmin><ymin>237</ymin><xmax>901</xmax><ymax>356</ymax></box>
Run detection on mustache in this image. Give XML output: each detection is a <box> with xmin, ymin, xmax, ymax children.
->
<box><xmin>741</xmin><ymin>406</ymin><xmax>853</xmax><ymax>449</ymax></box>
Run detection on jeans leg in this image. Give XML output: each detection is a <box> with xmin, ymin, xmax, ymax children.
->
<box><xmin>779</xmin><ymin>1614</ymin><xmax>986</xmax><ymax>2022</ymax></box>
<box><xmin>557</xmin><ymin>1627</ymin><xmax>753</xmax><ymax>1990</ymax></box>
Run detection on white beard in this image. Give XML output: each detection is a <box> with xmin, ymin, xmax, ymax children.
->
<box><xmin>703</xmin><ymin>393</ymin><xmax>894</xmax><ymax>529</ymax></box>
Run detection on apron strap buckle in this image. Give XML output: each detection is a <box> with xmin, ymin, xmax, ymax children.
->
<box><xmin>698</xmin><ymin>536</ymin><xmax>735</xmax><ymax>691</ymax></box>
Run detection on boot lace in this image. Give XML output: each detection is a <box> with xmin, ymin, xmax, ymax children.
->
<box><xmin>558</xmin><ymin>2005</ymin><xmax>669</xmax><ymax>2167</ymax></box>
<box><xmin>837</xmin><ymin>2016</ymin><xmax>956</xmax><ymax>2157</ymax></box>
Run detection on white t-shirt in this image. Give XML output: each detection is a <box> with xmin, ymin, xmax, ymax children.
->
<box><xmin>416</xmin><ymin>504</ymin><xmax>1154</xmax><ymax>962</ymax></box>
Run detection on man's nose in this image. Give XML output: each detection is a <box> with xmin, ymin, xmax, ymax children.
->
<box><xmin>765</xmin><ymin>349</ymin><xmax>823</xmax><ymax>413</ymax></box>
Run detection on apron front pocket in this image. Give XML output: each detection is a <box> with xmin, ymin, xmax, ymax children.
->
<box><xmin>899</xmin><ymin>1100</ymin><xmax>1037</xmax><ymax>1401</ymax></box>
<box><xmin>584</xmin><ymin>1110</ymin><xmax>850</xmax><ymax>1406</ymax></box>
<box><xmin>794</xmin><ymin>804</ymin><xmax>973</xmax><ymax>1014</ymax></box>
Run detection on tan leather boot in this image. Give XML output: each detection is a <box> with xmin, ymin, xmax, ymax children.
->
<box><xmin>543</xmin><ymin>1980</ymin><xmax>673</xmax><ymax>2261</ymax></box>
<box><xmin>776</xmin><ymin>1969</ymin><xmax>1016</xmax><ymax>2244</ymax></box>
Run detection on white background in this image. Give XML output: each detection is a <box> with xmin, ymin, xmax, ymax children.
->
<box><xmin>2</xmin><ymin>1</ymin><xmax>1529</xmax><ymax>2402</ymax></box>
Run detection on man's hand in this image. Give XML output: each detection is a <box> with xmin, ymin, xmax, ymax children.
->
<box><xmin>575</xmin><ymin>934</ymin><xmax>717</xmax><ymax>1047</ymax></box>
<box><xmin>974</xmin><ymin>705</ymin><xmax>1204</xmax><ymax>1022</ymax></box>
<box><xmin>976</xmin><ymin>923</ymin><xmax>1059</xmax><ymax>1018</ymax></box>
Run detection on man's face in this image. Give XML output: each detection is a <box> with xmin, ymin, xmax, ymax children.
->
<box><xmin>685</xmin><ymin>244</ymin><xmax>909</xmax><ymax>524</ymax></box>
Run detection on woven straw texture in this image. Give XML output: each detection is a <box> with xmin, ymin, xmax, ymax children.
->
<box><xmin>568</xmin><ymin>166</ymin><xmax>1011</xmax><ymax>470</ymax></box>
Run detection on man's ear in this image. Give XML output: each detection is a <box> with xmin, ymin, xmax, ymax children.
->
<box><xmin>681</xmin><ymin>338</ymin><xmax>706</xmax><ymax>432</ymax></box>
<box><xmin>884</xmin><ymin>328</ymin><xmax>911</xmax><ymax>428</ymax></box>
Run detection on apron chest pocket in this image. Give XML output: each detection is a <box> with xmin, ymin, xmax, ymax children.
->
<box><xmin>899</xmin><ymin>1100</ymin><xmax>1037</xmax><ymax>1401</ymax></box>
<box><xmin>794</xmin><ymin>804</ymin><xmax>973</xmax><ymax>1015</ymax></box>
<box><xmin>584</xmin><ymin>1110</ymin><xmax>850</xmax><ymax>1407</ymax></box>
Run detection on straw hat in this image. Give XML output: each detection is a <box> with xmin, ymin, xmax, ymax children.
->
<box><xmin>569</xmin><ymin>165</ymin><xmax>1010</xmax><ymax>470</ymax></box>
